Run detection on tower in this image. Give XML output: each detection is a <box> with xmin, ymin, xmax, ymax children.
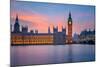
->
<box><xmin>35</xmin><ymin>30</ymin><xmax>38</xmax><ymax>34</ymax></box>
<box><xmin>53</xmin><ymin>26</ymin><xmax>58</xmax><ymax>45</ymax></box>
<box><xmin>13</xmin><ymin>15</ymin><xmax>20</xmax><ymax>33</ymax></box>
<box><xmin>62</xmin><ymin>26</ymin><xmax>66</xmax><ymax>34</ymax></box>
<box><xmin>22</xmin><ymin>26</ymin><xmax>28</xmax><ymax>33</ymax></box>
<box><xmin>62</xmin><ymin>26</ymin><xmax>66</xmax><ymax>44</ymax></box>
<box><xmin>30</xmin><ymin>30</ymin><xmax>34</xmax><ymax>33</ymax></box>
<box><xmin>48</xmin><ymin>26</ymin><xmax>51</xmax><ymax>34</ymax></box>
<box><xmin>67</xmin><ymin>12</ymin><xmax>73</xmax><ymax>44</ymax></box>
<box><xmin>53</xmin><ymin>26</ymin><xmax>58</xmax><ymax>33</ymax></box>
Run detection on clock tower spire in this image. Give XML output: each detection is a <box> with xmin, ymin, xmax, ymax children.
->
<box><xmin>68</xmin><ymin>12</ymin><xmax>73</xmax><ymax>44</ymax></box>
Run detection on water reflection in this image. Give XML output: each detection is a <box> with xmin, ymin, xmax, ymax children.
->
<box><xmin>68</xmin><ymin>45</ymin><xmax>73</xmax><ymax>62</ymax></box>
<box><xmin>11</xmin><ymin>44</ymin><xmax>95</xmax><ymax>66</ymax></box>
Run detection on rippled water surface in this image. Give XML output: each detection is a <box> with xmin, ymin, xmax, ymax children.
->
<box><xmin>11</xmin><ymin>44</ymin><xmax>95</xmax><ymax>66</ymax></box>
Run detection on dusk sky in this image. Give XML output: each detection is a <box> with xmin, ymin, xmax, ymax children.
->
<box><xmin>10</xmin><ymin>1</ymin><xmax>95</xmax><ymax>35</ymax></box>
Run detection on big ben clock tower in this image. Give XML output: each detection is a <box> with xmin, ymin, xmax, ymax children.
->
<box><xmin>68</xmin><ymin>12</ymin><xmax>72</xmax><ymax>44</ymax></box>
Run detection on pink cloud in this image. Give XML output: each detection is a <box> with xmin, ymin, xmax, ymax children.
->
<box><xmin>11</xmin><ymin>11</ymin><xmax>51</xmax><ymax>33</ymax></box>
<box><xmin>11</xmin><ymin>11</ymin><xmax>94</xmax><ymax>34</ymax></box>
<box><xmin>73</xmin><ymin>22</ymin><xmax>95</xmax><ymax>34</ymax></box>
<box><xmin>11</xmin><ymin>11</ymin><xmax>68</xmax><ymax>33</ymax></box>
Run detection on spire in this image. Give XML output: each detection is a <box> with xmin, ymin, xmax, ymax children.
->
<box><xmin>69</xmin><ymin>12</ymin><xmax>72</xmax><ymax>19</ymax></box>
<box><xmin>15</xmin><ymin>14</ymin><xmax>19</xmax><ymax>23</ymax></box>
<box><xmin>48</xmin><ymin>26</ymin><xmax>51</xmax><ymax>34</ymax></box>
<box><xmin>68</xmin><ymin>11</ymin><xmax>72</xmax><ymax>22</ymax></box>
<box><xmin>13</xmin><ymin>14</ymin><xmax>20</xmax><ymax>33</ymax></box>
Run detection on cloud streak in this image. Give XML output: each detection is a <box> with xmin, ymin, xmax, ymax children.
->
<box><xmin>11</xmin><ymin>10</ymin><xmax>95</xmax><ymax>34</ymax></box>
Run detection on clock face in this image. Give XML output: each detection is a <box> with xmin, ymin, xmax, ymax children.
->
<box><xmin>69</xmin><ymin>21</ymin><xmax>72</xmax><ymax>24</ymax></box>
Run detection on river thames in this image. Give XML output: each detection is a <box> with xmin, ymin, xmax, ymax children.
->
<box><xmin>11</xmin><ymin>44</ymin><xmax>95</xmax><ymax>66</ymax></box>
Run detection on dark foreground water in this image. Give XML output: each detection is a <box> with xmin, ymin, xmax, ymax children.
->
<box><xmin>11</xmin><ymin>44</ymin><xmax>95</xmax><ymax>66</ymax></box>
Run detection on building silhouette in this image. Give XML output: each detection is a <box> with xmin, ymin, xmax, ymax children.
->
<box><xmin>30</xmin><ymin>30</ymin><xmax>34</xmax><ymax>33</ymax></box>
<box><xmin>79</xmin><ymin>29</ymin><xmax>95</xmax><ymax>44</ymax></box>
<box><xmin>11</xmin><ymin>12</ymin><xmax>74</xmax><ymax>45</ymax></box>
<box><xmin>35</xmin><ymin>30</ymin><xmax>38</xmax><ymax>34</ymax></box>
<box><xmin>22</xmin><ymin>26</ymin><xmax>28</xmax><ymax>33</ymax></box>
<box><xmin>73</xmin><ymin>33</ymin><xmax>79</xmax><ymax>43</ymax></box>
<box><xmin>13</xmin><ymin>15</ymin><xmax>20</xmax><ymax>33</ymax></box>
<box><xmin>53</xmin><ymin>26</ymin><xmax>66</xmax><ymax>45</ymax></box>
<box><xmin>48</xmin><ymin>26</ymin><xmax>51</xmax><ymax>34</ymax></box>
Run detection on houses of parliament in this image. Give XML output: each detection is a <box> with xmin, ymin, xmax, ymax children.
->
<box><xmin>11</xmin><ymin>12</ymin><xmax>73</xmax><ymax>45</ymax></box>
